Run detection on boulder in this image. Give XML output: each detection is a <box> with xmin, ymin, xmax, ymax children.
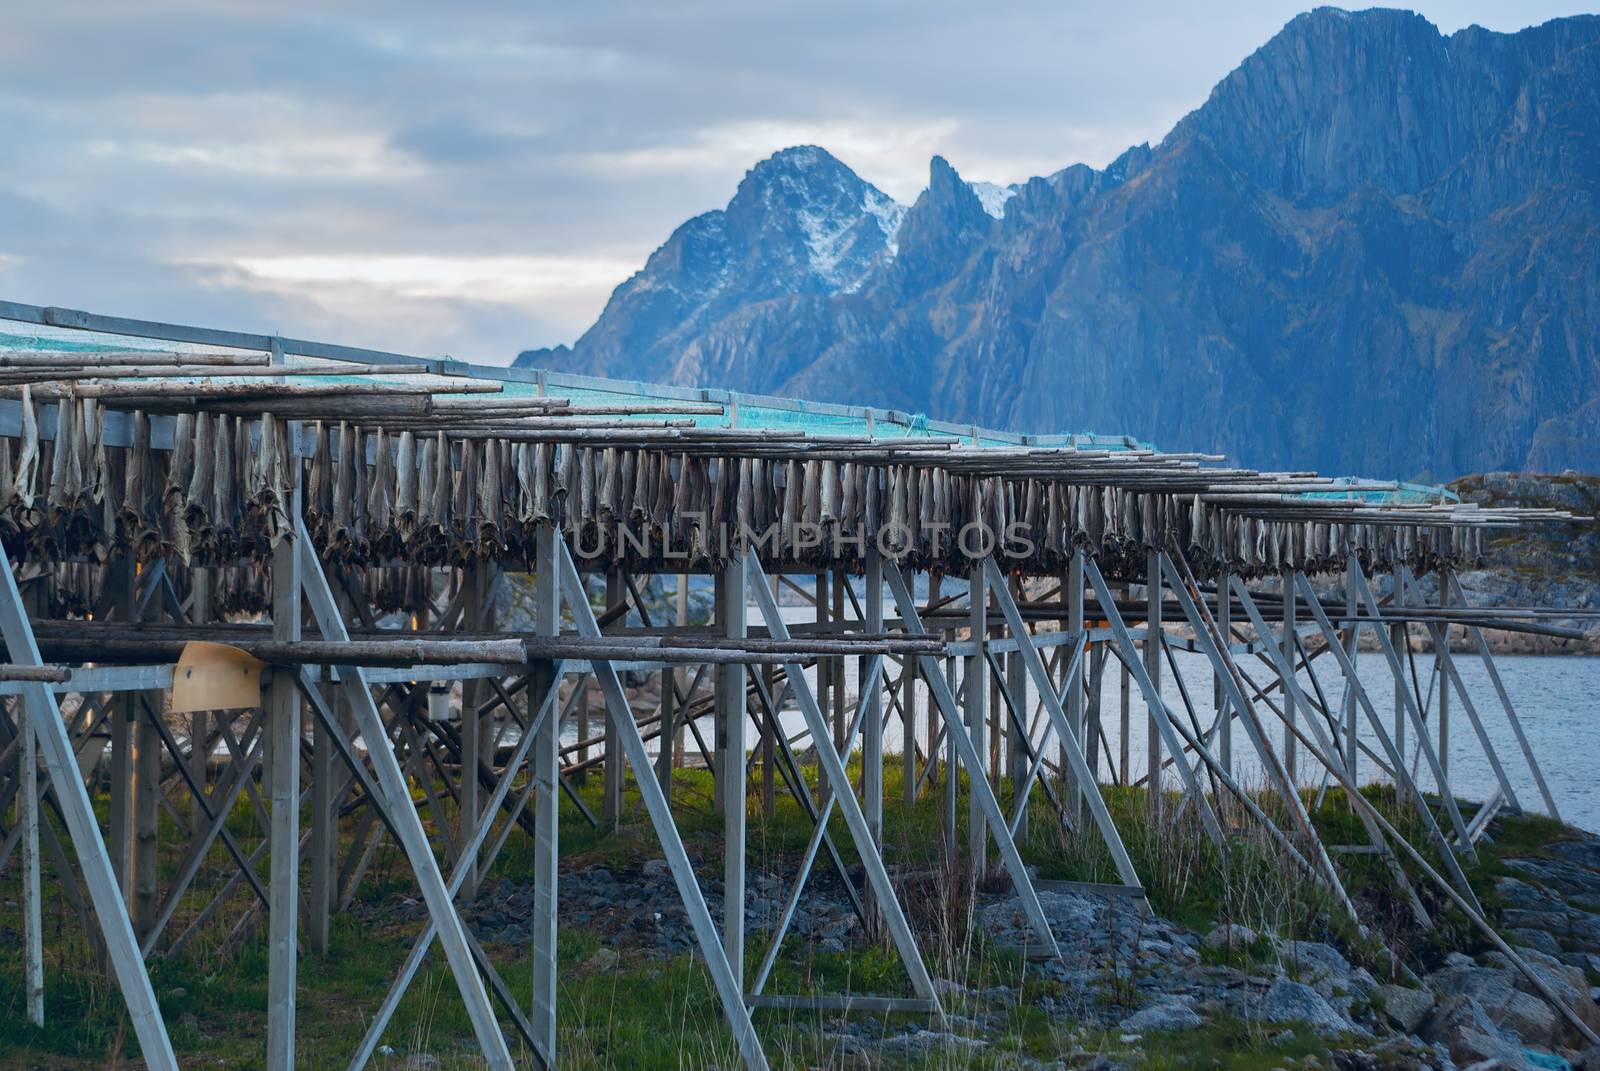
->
<box><xmin>585</xmin><ymin>947</ymin><xmax>621</xmax><ymax>972</ymax></box>
<box><xmin>1119</xmin><ymin>1002</ymin><xmax>1202</xmax><ymax>1033</ymax></box>
<box><xmin>1497</xmin><ymin>876</ymin><xmax>1565</xmax><ymax>912</ymax></box>
<box><xmin>1506</xmin><ymin>857</ymin><xmax>1600</xmax><ymax>899</ymax></box>
<box><xmin>1424</xmin><ymin>995</ymin><xmax>1537</xmax><ymax>1070</ymax></box>
<box><xmin>1372</xmin><ymin>983</ymin><xmax>1436</xmax><ymax>1034</ymax></box>
<box><xmin>1279</xmin><ymin>940</ymin><xmax>1352</xmax><ymax>978</ymax></box>
<box><xmin>1488</xmin><ymin>947</ymin><xmax>1600</xmax><ymax>1036</ymax></box>
<box><xmin>1255</xmin><ymin>979</ymin><xmax>1351</xmax><ymax>1035</ymax></box>
<box><xmin>1203</xmin><ymin>923</ymin><xmax>1261</xmax><ymax>951</ymax></box>
<box><xmin>1429</xmin><ymin>963</ymin><xmax>1561</xmax><ymax>1045</ymax></box>
<box><xmin>1509</xmin><ymin>929</ymin><xmax>1566</xmax><ymax>957</ymax></box>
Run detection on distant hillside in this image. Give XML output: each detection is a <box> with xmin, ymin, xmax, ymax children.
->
<box><xmin>1442</xmin><ymin>472</ymin><xmax>1600</xmax><ymax>651</ymax></box>
<box><xmin>519</xmin><ymin>8</ymin><xmax>1600</xmax><ymax>481</ymax></box>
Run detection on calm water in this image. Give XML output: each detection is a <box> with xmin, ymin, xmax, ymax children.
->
<box><xmin>679</xmin><ymin>626</ymin><xmax>1600</xmax><ymax>833</ymax></box>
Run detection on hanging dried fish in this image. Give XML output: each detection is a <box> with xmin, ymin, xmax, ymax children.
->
<box><xmin>367</xmin><ymin>427</ymin><xmax>395</xmax><ymax>555</ymax></box>
<box><xmin>395</xmin><ymin>430</ymin><xmax>418</xmax><ymax>541</ymax></box>
<box><xmin>165</xmin><ymin>412</ymin><xmax>195</xmax><ymax>563</ymax></box>
<box><xmin>12</xmin><ymin>384</ymin><xmax>39</xmax><ymax>524</ymax></box>
<box><xmin>478</xmin><ymin>436</ymin><xmax>503</xmax><ymax>554</ymax></box>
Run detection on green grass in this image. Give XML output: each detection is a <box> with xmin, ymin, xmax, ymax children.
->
<box><xmin>0</xmin><ymin>755</ymin><xmax>1579</xmax><ymax>1068</ymax></box>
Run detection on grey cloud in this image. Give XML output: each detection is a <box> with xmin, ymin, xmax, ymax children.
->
<box><xmin>389</xmin><ymin>116</ymin><xmax>545</xmax><ymax>166</ymax></box>
<box><xmin>0</xmin><ymin>1</ymin><xmax>1591</xmax><ymax>360</ymax></box>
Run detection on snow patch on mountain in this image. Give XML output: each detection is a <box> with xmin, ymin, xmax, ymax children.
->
<box><xmin>864</xmin><ymin>190</ymin><xmax>909</xmax><ymax>256</ymax></box>
<box><xmin>970</xmin><ymin>181</ymin><xmax>1017</xmax><ymax>219</ymax></box>
<box><xmin>798</xmin><ymin>204</ymin><xmax>858</xmax><ymax>289</ymax></box>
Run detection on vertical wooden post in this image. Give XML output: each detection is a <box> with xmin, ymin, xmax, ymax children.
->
<box><xmin>267</xmin><ymin>481</ymin><xmax>303</xmax><ymax>1071</ymax></box>
<box><xmin>718</xmin><ymin>560</ymin><xmax>747</xmax><ymax>982</ymax></box>
<box><xmin>132</xmin><ymin>685</ymin><xmax>160</xmax><ymax>938</ymax></box>
<box><xmin>1066</xmin><ymin>552</ymin><xmax>1084</xmax><ymax>821</ymax></box>
<box><xmin>1006</xmin><ymin>639</ymin><xmax>1027</xmax><ymax>839</ymax></box>
<box><xmin>603</xmin><ymin>570</ymin><xmax>624</xmax><ymax>826</ymax></box>
<box><xmin>676</xmin><ymin>575</ymin><xmax>689</xmax><ymax>772</ymax></box>
<box><xmin>459</xmin><ymin>564</ymin><xmax>489</xmax><ymax>900</ymax></box>
<box><xmin>1086</xmin><ymin>642</ymin><xmax>1105</xmax><ymax>786</ymax></box>
<box><xmin>530</xmin><ymin>526</ymin><xmax>559</xmax><ymax>1064</ymax></box>
<box><xmin>966</xmin><ymin>565</ymin><xmax>987</xmax><ymax>875</ymax></box>
<box><xmin>832</xmin><ymin>568</ymin><xmax>847</xmax><ymax>752</ymax></box>
<box><xmin>108</xmin><ymin>558</ymin><xmax>134</xmax><ymax>903</ymax></box>
<box><xmin>902</xmin><ymin>630</ymin><xmax>920</xmax><ymax>808</ymax></box>
<box><xmin>1117</xmin><ymin>577</ymin><xmax>1131</xmax><ymax>786</ymax></box>
<box><xmin>127</xmin><ymin>559</ymin><xmax>159</xmax><ymax>939</ymax></box>
<box><xmin>1392</xmin><ymin>565</ymin><xmax>1409</xmax><ymax>759</ymax></box>
<box><xmin>1438</xmin><ymin>579</ymin><xmax>1450</xmax><ymax>782</ymax></box>
<box><xmin>189</xmin><ymin>567</ymin><xmax>212</xmax><ymax>841</ymax></box>
<box><xmin>307</xmin><ymin>563</ymin><xmax>333</xmax><ymax>951</ymax></box>
<box><xmin>815</xmin><ymin>573</ymin><xmax>832</xmax><ymax>749</ymax></box>
<box><xmin>20</xmin><ymin>695</ymin><xmax>44</xmax><ymax>1026</ymax></box>
<box><xmin>653</xmin><ymin>660</ymin><xmax>670</xmax><ymax>796</ymax></box>
<box><xmin>1281</xmin><ymin>568</ymin><xmax>1297</xmax><ymax>782</ymax></box>
<box><xmin>760</xmin><ymin>570</ymin><xmax>778</xmax><ymax>818</ymax></box>
<box><xmin>654</xmin><ymin>570</ymin><xmax>681</xmax><ymax>800</ymax></box>
<box><xmin>1344</xmin><ymin>560</ymin><xmax>1360</xmax><ymax>783</ymax></box>
<box><xmin>864</xmin><ymin>549</ymin><xmax>884</xmax><ymax>844</ymax></box>
<box><xmin>1216</xmin><ymin>567</ymin><xmax>1232</xmax><ymax>777</ymax></box>
<box><xmin>1145</xmin><ymin>552</ymin><xmax>1162</xmax><ymax>822</ymax></box>
<box><xmin>579</xmin><ymin>684</ymin><xmax>593</xmax><ymax>783</ymax></box>
<box><xmin>989</xmin><ymin>619</ymin><xmax>1003</xmax><ymax>782</ymax></box>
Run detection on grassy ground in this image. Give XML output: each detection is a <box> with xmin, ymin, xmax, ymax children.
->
<box><xmin>0</xmin><ymin>755</ymin><xmax>1549</xmax><ymax>1069</ymax></box>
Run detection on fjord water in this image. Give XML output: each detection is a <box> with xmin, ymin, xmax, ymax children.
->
<box><xmin>1145</xmin><ymin>650</ymin><xmax>1600</xmax><ymax>833</ymax></box>
<box><xmin>1363</xmin><ymin>652</ymin><xmax>1600</xmax><ymax>833</ymax></box>
<box><xmin>738</xmin><ymin>626</ymin><xmax>1600</xmax><ymax>833</ymax></box>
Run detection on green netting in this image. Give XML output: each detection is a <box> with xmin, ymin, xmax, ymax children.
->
<box><xmin>2</xmin><ymin>331</ymin><xmax>1435</xmax><ymax>492</ymax></box>
<box><xmin>1299</xmin><ymin>479</ymin><xmax>1459</xmax><ymax>505</ymax></box>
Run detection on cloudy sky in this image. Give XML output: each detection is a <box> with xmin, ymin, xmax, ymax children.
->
<box><xmin>0</xmin><ymin>2</ymin><xmax>1585</xmax><ymax>363</ymax></box>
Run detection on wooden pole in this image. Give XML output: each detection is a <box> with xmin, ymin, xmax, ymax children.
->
<box><xmin>20</xmin><ymin>695</ymin><xmax>44</xmax><ymax>1026</ymax></box>
<box><xmin>603</xmin><ymin>571</ymin><xmax>624</xmax><ymax>826</ymax></box>
<box><xmin>267</xmin><ymin>482</ymin><xmax>303</xmax><ymax>1071</ymax></box>
<box><xmin>1146</xmin><ymin>551</ymin><xmax>1163</xmax><ymax>823</ymax></box>
<box><xmin>966</xmin><ymin>564</ymin><xmax>987</xmax><ymax>876</ymax></box>
<box><xmin>717</xmin><ymin>559</ymin><xmax>747</xmax><ymax>983</ymax></box>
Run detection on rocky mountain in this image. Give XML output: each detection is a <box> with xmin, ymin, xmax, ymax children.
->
<box><xmin>518</xmin><ymin>9</ymin><xmax>1600</xmax><ymax>481</ymax></box>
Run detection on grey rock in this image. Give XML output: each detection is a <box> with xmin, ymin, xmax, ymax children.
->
<box><xmin>1204</xmin><ymin>923</ymin><xmax>1261</xmax><ymax>951</ymax></box>
<box><xmin>1549</xmin><ymin>841</ymin><xmax>1600</xmax><ymax>872</ymax></box>
<box><xmin>1487</xmin><ymin>947</ymin><xmax>1600</xmax><ymax>1036</ymax></box>
<box><xmin>1255</xmin><ymin>979</ymin><xmax>1352</xmax><ymax>1035</ymax></box>
<box><xmin>586</xmin><ymin>947</ymin><xmax>621</xmax><ymax>972</ymax></box>
<box><xmin>1506</xmin><ymin>857</ymin><xmax>1600</xmax><ymax>899</ymax></box>
<box><xmin>880</xmin><ymin>1028</ymin><xmax>986</xmax><ymax>1057</ymax></box>
<box><xmin>1502</xmin><ymin>909</ymin><xmax>1576</xmax><ymax>933</ymax></box>
<box><xmin>1278</xmin><ymin>939</ymin><xmax>1355</xmax><ymax>996</ymax></box>
<box><xmin>1424</xmin><ymin>995</ymin><xmax>1537</xmax><ymax>1070</ymax></box>
<box><xmin>1119</xmin><ymin>1003</ymin><xmax>1202</xmax><ymax>1033</ymax></box>
<box><xmin>1372</xmin><ymin>983</ymin><xmax>1437</xmax><ymax>1034</ymax></box>
<box><xmin>1497</xmin><ymin>877</ymin><xmax>1563</xmax><ymax>912</ymax></box>
<box><xmin>1428</xmin><ymin>964</ymin><xmax>1560</xmax><ymax>1046</ymax></box>
<box><xmin>1509</xmin><ymin>930</ymin><xmax>1566</xmax><ymax>957</ymax></box>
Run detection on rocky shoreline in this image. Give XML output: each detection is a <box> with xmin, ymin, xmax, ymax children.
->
<box><xmin>352</xmin><ymin>822</ymin><xmax>1600</xmax><ymax>1070</ymax></box>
